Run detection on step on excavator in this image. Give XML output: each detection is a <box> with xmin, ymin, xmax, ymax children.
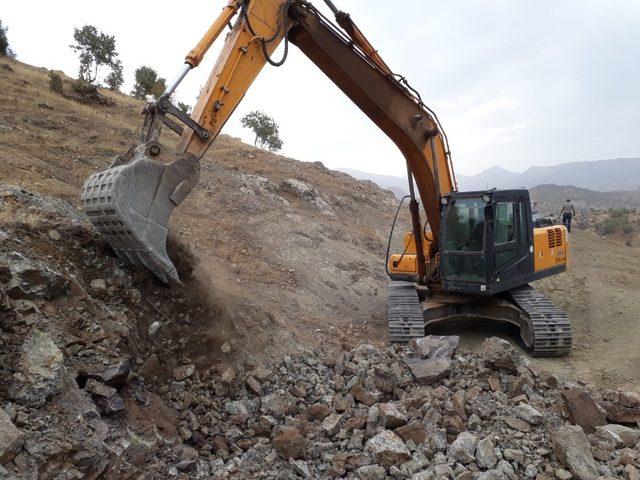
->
<box><xmin>81</xmin><ymin>0</ymin><xmax>572</xmax><ymax>356</ymax></box>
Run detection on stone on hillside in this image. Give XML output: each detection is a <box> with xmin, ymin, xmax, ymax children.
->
<box><xmin>405</xmin><ymin>357</ymin><xmax>451</xmax><ymax>386</ymax></box>
<box><xmin>3</xmin><ymin>252</ymin><xmax>69</xmax><ymax>300</ymax></box>
<box><xmin>365</xmin><ymin>430</ymin><xmax>411</xmax><ymax>468</ymax></box>
<box><xmin>552</xmin><ymin>425</ymin><xmax>599</xmax><ymax>480</ymax></box>
<box><xmin>322</xmin><ymin>414</ymin><xmax>343</xmax><ymax>436</ymax></box>
<box><xmin>561</xmin><ymin>388</ymin><xmax>607</xmax><ymax>434</ymax></box>
<box><xmin>410</xmin><ymin>335</ymin><xmax>459</xmax><ymax>359</ymax></box>
<box><xmin>515</xmin><ymin>403</ymin><xmax>545</xmax><ymax>425</ymax></box>
<box><xmin>89</xmin><ymin>279</ymin><xmax>107</xmax><ymax>293</ymax></box>
<box><xmin>476</xmin><ymin>436</ymin><xmax>498</xmax><ymax>469</ymax></box>
<box><xmin>356</xmin><ymin>465</ymin><xmax>386</xmax><ymax>480</ymax></box>
<box><xmin>395</xmin><ymin>421</ymin><xmax>427</xmax><ymax>445</ymax></box>
<box><xmin>0</xmin><ymin>409</ymin><xmax>24</xmax><ymax>464</ymax></box>
<box><xmin>279</xmin><ymin>179</ymin><xmax>334</xmax><ymax>216</ymax></box>
<box><xmin>90</xmin><ymin>358</ymin><xmax>131</xmax><ymax>388</ymax></box>
<box><xmin>273</xmin><ymin>427</ymin><xmax>306</xmax><ymax>459</ymax></box>
<box><xmin>307</xmin><ymin>403</ymin><xmax>331</xmax><ymax>421</ymax></box>
<box><xmin>351</xmin><ymin>386</ymin><xmax>378</xmax><ymax>406</ymax></box>
<box><xmin>601</xmin><ymin>390</ymin><xmax>640</xmax><ymax>424</ymax></box>
<box><xmin>625</xmin><ymin>465</ymin><xmax>640</xmax><ymax>480</ymax></box>
<box><xmin>379</xmin><ymin>403</ymin><xmax>408</xmax><ymax>429</ymax></box>
<box><xmin>173</xmin><ymin>364</ymin><xmax>195</xmax><ymax>381</ymax></box>
<box><xmin>501</xmin><ymin>415</ymin><xmax>532</xmax><ymax>433</ymax></box>
<box><xmin>9</xmin><ymin>329</ymin><xmax>64</xmax><ymax>407</ymax></box>
<box><xmin>596</xmin><ymin>424</ymin><xmax>640</xmax><ymax>448</ymax></box>
<box><xmin>448</xmin><ymin>431</ymin><xmax>478</xmax><ymax>464</ymax></box>
<box><xmin>480</xmin><ymin>337</ymin><xmax>525</xmax><ymax>373</ymax></box>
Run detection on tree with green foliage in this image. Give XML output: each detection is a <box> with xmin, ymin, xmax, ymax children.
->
<box><xmin>240</xmin><ymin>111</ymin><xmax>283</xmax><ymax>152</ymax></box>
<box><xmin>0</xmin><ymin>20</ymin><xmax>16</xmax><ymax>58</ymax></box>
<box><xmin>132</xmin><ymin>66</ymin><xmax>166</xmax><ymax>100</ymax></box>
<box><xmin>105</xmin><ymin>60</ymin><xmax>124</xmax><ymax>91</ymax></box>
<box><xmin>70</xmin><ymin>25</ymin><xmax>119</xmax><ymax>84</ymax></box>
<box><xmin>49</xmin><ymin>71</ymin><xmax>63</xmax><ymax>93</ymax></box>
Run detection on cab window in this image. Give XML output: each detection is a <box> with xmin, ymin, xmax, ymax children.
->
<box><xmin>495</xmin><ymin>202</ymin><xmax>516</xmax><ymax>245</ymax></box>
<box><xmin>444</xmin><ymin>198</ymin><xmax>486</xmax><ymax>252</ymax></box>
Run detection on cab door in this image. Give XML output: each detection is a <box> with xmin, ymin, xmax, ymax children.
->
<box><xmin>490</xmin><ymin>193</ymin><xmax>534</xmax><ymax>289</ymax></box>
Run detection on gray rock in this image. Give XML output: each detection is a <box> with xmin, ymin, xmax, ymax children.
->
<box><xmin>290</xmin><ymin>459</ymin><xmax>310</xmax><ymax>478</ymax></box>
<box><xmin>356</xmin><ymin>465</ymin><xmax>387</xmax><ymax>480</ymax></box>
<box><xmin>552</xmin><ymin>425</ymin><xmax>599</xmax><ymax>480</ymax></box>
<box><xmin>279</xmin><ymin>179</ymin><xmax>334</xmax><ymax>216</ymax></box>
<box><xmin>4</xmin><ymin>252</ymin><xmax>69</xmax><ymax>300</ymax></box>
<box><xmin>480</xmin><ymin>337</ymin><xmax>525</xmax><ymax>373</ymax></box>
<box><xmin>476</xmin><ymin>436</ymin><xmax>498</xmax><ymax>469</ymax></box>
<box><xmin>554</xmin><ymin>468</ymin><xmax>572</xmax><ymax>480</ymax></box>
<box><xmin>596</xmin><ymin>424</ymin><xmax>640</xmax><ymax>448</ymax></box>
<box><xmin>410</xmin><ymin>335</ymin><xmax>459</xmax><ymax>359</ymax></box>
<box><xmin>0</xmin><ymin>409</ymin><xmax>24</xmax><ymax>464</ymax></box>
<box><xmin>378</xmin><ymin>402</ymin><xmax>408</xmax><ymax>429</ymax></box>
<box><xmin>9</xmin><ymin>329</ymin><xmax>64</xmax><ymax>407</ymax></box>
<box><xmin>322</xmin><ymin>413</ymin><xmax>343</xmax><ymax>435</ymax></box>
<box><xmin>89</xmin><ymin>279</ymin><xmax>107</xmax><ymax>292</ymax></box>
<box><xmin>405</xmin><ymin>357</ymin><xmax>451</xmax><ymax>386</ymax></box>
<box><xmin>448</xmin><ymin>431</ymin><xmax>478</xmax><ymax>464</ymax></box>
<box><xmin>515</xmin><ymin>403</ymin><xmax>544</xmax><ymax>425</ymax></box>
<box><xmin>365</xmin><ymin>430</ymin><xmax>411</xmax><ymax>467</ymax></box>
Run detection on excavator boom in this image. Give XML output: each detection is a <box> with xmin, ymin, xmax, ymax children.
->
<box><xmin>81</xmin><ymin>0</ymin><xmax>454</xmax><ymax>283</ymax></box>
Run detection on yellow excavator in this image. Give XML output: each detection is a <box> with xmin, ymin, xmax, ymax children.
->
<box><xmin>81</xmin><ymin>0</ymin><xmax>572</xmax><ymax>355</ymax></box>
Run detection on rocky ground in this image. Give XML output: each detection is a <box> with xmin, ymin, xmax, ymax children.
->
<box><xmin>2</xmin><ymin>186</ymin><xmax>640</xmax><ymax>479</ymax></box>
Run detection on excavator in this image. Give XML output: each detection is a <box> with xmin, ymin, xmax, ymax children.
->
<box><xmin>80</xmin><ymin>0</ymin><xmax>572</xmax><ymax>356</ymax></box>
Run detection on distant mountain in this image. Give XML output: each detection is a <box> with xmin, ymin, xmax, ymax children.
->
<box><xmin>458</xmin><ymin>158</ymin><xmax>640</xmax><ymax>192</ymax></box>
<box><xmin>339</xmin><ymin>158</ymin><xmax>640</xmax><ymax>197</ymax></box>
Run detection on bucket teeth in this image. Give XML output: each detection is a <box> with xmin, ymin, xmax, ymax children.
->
<box><xmin>80</xmin><ymin>142</ymin><xmax>200</xmax><ymax>283</ymax></box>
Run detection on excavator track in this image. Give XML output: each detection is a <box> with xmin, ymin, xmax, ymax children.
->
<box><xmin>509</xmin><ymin>284</ymin><xmax>572</xmax><ymax>357</ymax></box>
<box><xmin>387</xmin><ymin>282</ymin><xmax>425</xmax><ymax>343</ymax></box>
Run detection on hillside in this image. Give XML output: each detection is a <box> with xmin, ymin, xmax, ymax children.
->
<box><xmin>2</xmin><ymin>57</ymin><xmax>640</xmax><ymax>479</ymax></box>
<box><xmin>0</xmin><ymin>59</ymin><xmax>404</xmax><ymax>360</ymax></box>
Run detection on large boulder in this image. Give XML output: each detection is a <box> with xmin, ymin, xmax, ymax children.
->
<box><xmin>552</xmin><ymin>425</ymin><xmax>599</xmax><ymax>480</ymax></box>
<box><xmin>0</xmin><ymin>409</ymin><xmax>24</xmax><ymax>464</ymax></box>
<box><xmin>410</xmin><ymin>336</ymin><xmax>459</xmax><ymax>359</ymax></box>
<box><xmin>9</xmin><ymin>329</ymin><xmax>64</xmax><ymax>407</ymax></box>
<box><xmin>595</xmin><ymin>424</ymin><xmax>640</xmax><ymax>448</ymax></box>
<box><xmin>364</xmin><ymin>430</ymin><xmax>410</xmax><ymax>468</ymax></box>
<box><xmin>405</xmin><ymin>358</ymin><xmax>451</xmax><ymax>386</ymax></box>
<box><xmin>561</xmin><ymin>388</ymin><xmax>607</xmax><ymax>433</ymax></box>
<box><xmin>600</xmin><ymin>390</ymin><xmax>640</xmax><ymax>424</ymax></box>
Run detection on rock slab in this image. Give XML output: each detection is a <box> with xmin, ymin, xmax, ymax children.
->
<box><xmin>552</xmin><ymin>425</ymin><xmax>600</xmax><ymax>480</ymax></box>
<box><xmin>9</xmin><ymin>329</ymin><xmax>64</xmax><ymax>407</ymax></box>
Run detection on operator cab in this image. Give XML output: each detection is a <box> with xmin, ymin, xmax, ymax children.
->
<box><xmin>440</xmin><ymin>189</ymin><xmax>535</xmax><ymax>295</ymax></box>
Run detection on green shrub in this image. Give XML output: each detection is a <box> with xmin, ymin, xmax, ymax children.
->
<box><xmin>71</xmin><ymin>79</ymin><xmax>98</xmax><ymax>94</ymax></box>
<box><xmin>622</xmin><ymin>224</ymin><xmax>634</xmax><ymax>235</ymax></box>
<box><xmin>49</xmin><ymin>71</ymin><xmax>63</xmax><ymax>93</ymax></box>
<box><xmin>601</xmin><ymin>219</ymin><xmax>617</xmax><ymax>234</ymax></box>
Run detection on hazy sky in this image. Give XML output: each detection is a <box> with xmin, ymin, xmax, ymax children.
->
<box><xmin>3</xmin><ymin>1</ymin><xmax>640</xmax><ymax>176</ymax></box>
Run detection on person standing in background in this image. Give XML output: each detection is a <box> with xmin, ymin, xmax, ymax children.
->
<box><xmin>560</xmin><ymin>199</ymin><xmax>576</xmax><ymax>232</ymax></box>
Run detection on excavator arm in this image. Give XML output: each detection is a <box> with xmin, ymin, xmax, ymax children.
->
<box><xmin>81</xmin><ymin>0</ymin><xmax>456</xmax><ymax>283</ymax></box>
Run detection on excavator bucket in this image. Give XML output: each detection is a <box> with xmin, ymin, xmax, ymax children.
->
<box><xmin>80</xmin><ymin>141</ymin><xmax>200</xmax><ymax>283</ymax></box>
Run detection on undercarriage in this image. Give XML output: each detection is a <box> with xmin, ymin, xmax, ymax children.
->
<box><xmin>387</xmin><ymin>282</ymin><xmax>572</xmax><ymax>356</ymax></box>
